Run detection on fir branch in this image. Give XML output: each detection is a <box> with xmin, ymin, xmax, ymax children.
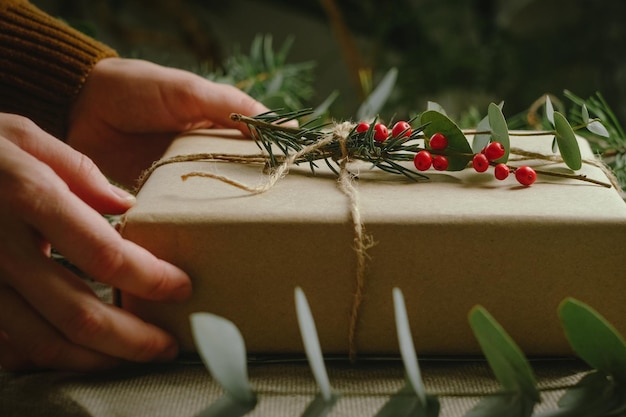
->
<box><xmin>231</xmin><ymin>111</ymin><xmax>430</xmax><ymax>181</ymax></box>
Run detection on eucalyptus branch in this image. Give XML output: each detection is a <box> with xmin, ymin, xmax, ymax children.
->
<box><xmin>529</xmin><ymin>169</ymin><xmax>612</xmax><ymax>188</ymax></box>
<box><xmin>230</xmin><ymin>108</ymin><xmax>615</xmax><ymax>188</ymax></box>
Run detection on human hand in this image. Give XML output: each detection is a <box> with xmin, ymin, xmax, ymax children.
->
<box><xmin>0</xmin><ymin>113</ymin><xmax>192</xmax><ymax>371</ymax></box>
<box><xmin>67</xmin><ymin>58</ymin><xmax>270</xmax><ymax>188</ymax></box>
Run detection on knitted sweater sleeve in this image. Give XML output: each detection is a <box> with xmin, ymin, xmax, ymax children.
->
<box><xmin>0</xmin><ymin>0</ymin><xmax>118</xmax><ymax>139</ymax></box>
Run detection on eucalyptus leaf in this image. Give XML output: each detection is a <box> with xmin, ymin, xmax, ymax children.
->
<box><xmin>426</xmin><ymin>101</ymin><xmax>447</xmax><ymax>115</ymax></box>
<box><xmin>487</xmin><ymin>102</ymin><xmax>510</xmax><ymax>163</ymax></box>
<box><xmin>392</xmin><ymin>288</ymin><xmax>427</xmax><ymax>404</ymax></box>
<box><xmin>190</xmin><ymin>313</ymin><xmax>256</xmax><ymax>404</ymax></box>
<box><xmin>374</xmin><ymin>383</ymin><xmax>440</xmax><ymax>417</ymax></box>
<box><xmin>558</xmin><ymin>298</ymin><xmax>626</xmax><ymax>384</ymax></box>
<box><xmin>581</xmin><ymin>104</ymin><xmax>590</xmax><ymax>123</ymax></box>
<box><xmin>357</xmin><ymin>67</ymin><xmax>398</xmax><ymax>121</ymax></box>
<box><xmin>472</xmin><ymin>102</ymin><xmax>503</xmax><ymax>154</ymax></box>
<box><xmin>587</xmin><ymin>120</ymin><xmax>610</xmax><ymax>138</ymax></box>
<box><xmin>472</xmin><ymin>113</ymin><xmax>491</xmax><ymax>154</ymax></box>
<box><xmin>551</xmin><ymin>137</ymin><xmax>559</xmax><ymax>154</ymax></box>
<box><xmin>295</xmin><ymin>287</ymin><xmax>334</xmax><ymax>402</ymax></box>
<box><xmin>536</xmin><ymin>371</ymin><xmax>626</xmax><ymax>417</ymax></box>
<box><xmin>546</xmin><ymin>95</ymin><xmax>555</xmax><ymax>126</ymax></box>
<box><xmin>194</xmin><ymin>394</ymin><xmax>257</xmax><ymax>417</ymax></box>
<box><xmin>463</xmin><ymin>394</ymin><xmax>536</xmax><ymax>417</ymax></box>
<box><xmin>553</xmin><ymin>112</ymin><xmax>583</xmax><ymax>170</ymax></box>
<box><xmin>420</xmin><ymin>110</ymin><xmax>473</xmax><ymax>171</ymax></box>
<box><xmin>300</xmin><ymin>393</ymin><xmax>340</xmax><ymax>417</ymax></box>
<box><xmin>309</xmin><ymin>90</ymin><xmax>339</xmax><ymax>119</ymax></box>
<box><xmin>468</xmin><ymin>306</ymin><xmax>539</xmax><ymax>403</ymax></box>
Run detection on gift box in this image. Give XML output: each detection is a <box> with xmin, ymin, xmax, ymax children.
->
<box><xmin>119</xmin><ymin>129</ymin><xmax>626</xmax><ymax>356</ymax></box>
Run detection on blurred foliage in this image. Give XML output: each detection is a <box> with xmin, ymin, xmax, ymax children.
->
<box><xmin>202</xmin><ymin>35</ymin><xmax>317</xmax><ymax>111</ymax></box>
<box><xmin>33</xmin><ymin>0</ymin><xmax>626</xmax><ymax>192</ymax></box>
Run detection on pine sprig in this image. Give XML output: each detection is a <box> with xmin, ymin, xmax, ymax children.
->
<box><xmin>231</xmin><ymin>105</ymin><xmax>613</xmax><ymax>188</ymax></box>
<box><xmin>231</xmin><ymin>110</ymin><xmax>430</xmax><ymax>181</ymax></box>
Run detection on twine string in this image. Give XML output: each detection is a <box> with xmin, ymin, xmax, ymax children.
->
<box><xmin>136</xmin><ymin>123</ymin><xmax>373</xmax><ymax>360</ymax></box>
<box><xmin>133</xmin><ymin>129</ymin><xmax>617</xmax><ymax>361</ymax></box>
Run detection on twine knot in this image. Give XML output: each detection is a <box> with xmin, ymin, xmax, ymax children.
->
<box><xmin>135</xmin><ymin>123</ymin><xmax>375</xmax><ymax>360</ymax></box>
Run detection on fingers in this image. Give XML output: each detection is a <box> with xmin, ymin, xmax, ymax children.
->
<box><xmin>8</xmin><ymin>168</ymin><xmax>191</xmax><ymax>302</ymax></box>
<box><xmin>186</xmin><ymin>76</ymin><xmax>269</xmax><ymax>135</ymax></box>
<box><xmin>0</xmin><ymin>214</ymin><xmax>181</xmax><ymax>369</ymax></box>
<box><xmin>8</xmin><ymin>260</ymin><xmax>179</xmax><ymax>364</ymax></box>
<box><xmin>0</xmin><ymin>117</ymin><xmax>192</xmax><ymax>370</ymax></box>
<box><xmin>0</xmin><ymin>287</ymin><xmax>120</xmax><ymax>371</ymax></box>
<box><xmin>0</xmin><ymin>331</ymin><xmax>34</xmax><ymax>371</ymax></box>
<box><xmin>1</xmin><ymin>114</ymin><xmax>135</xmax><ymax>215</ymax></box>
<box><xmin>2</xmin><ymin>116</ymin><xmax>191</xmax><ymax>303</ymax></box>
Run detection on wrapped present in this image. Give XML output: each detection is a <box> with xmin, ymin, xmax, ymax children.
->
<box><xmin>119</xmin><ymin>128</ymin><xmax>626</xmax><ymax>357</ymax></box>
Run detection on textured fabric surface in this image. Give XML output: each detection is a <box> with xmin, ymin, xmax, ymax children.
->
<box><xmin>0</xmin><ymin>0</ymin><xmax>117</xmax><ymax>138</ymax></box>
<box><xmin>0</xmin><ymin>275</ymin><xmax>592</xmax><ymax>416</ymax></box>
<box><xmin>0</xmin><ymin>357</ymin><xmax>589</xmax><ymax>417</ymax></box>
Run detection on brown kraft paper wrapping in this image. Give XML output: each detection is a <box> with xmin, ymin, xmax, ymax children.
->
<box><xmin>119</xmin><ymin>129</ymin><xmax>626</xmax><ymax>356</ymax></box>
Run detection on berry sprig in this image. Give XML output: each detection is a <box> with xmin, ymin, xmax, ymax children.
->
<box><xmin>412</xmin><ymin>131</ymin><xmax>538</xmax><ymax>186</ymax></box>
<box><xmin>229</xmin><ymin>105</ymin><xmax>613</xmax><ymax>188</ymax></box>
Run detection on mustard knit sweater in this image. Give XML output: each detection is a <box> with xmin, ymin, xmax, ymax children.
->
<box><xmin>0</xmin><ymin>0</ymin><xmax>117</xmax><ymax>138</ymax></box>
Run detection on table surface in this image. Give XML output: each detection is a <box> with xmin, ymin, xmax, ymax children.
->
<box><xmin>0</xmin><ymin>355</ymin><xmax>590</xmax><ymax>417</ymax></box>
<box><xmin>0</xmin><ymin>263</ymin><xmax>593</xmax><ymax>417</ymax></box>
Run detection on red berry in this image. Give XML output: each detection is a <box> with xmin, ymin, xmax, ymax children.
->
<box><xmin>414</xmin><ymin>150</ymin><xmax>432</xmax><ymax>171</ymax></box>
<box><xmin>356</xmin><ymin>122</ymin><xmax>370</xmax><ymax>133</ymax></box>
<box><xmin>515</xmin><ymin>166</ymin><xmax>537</xmax><ymax>186</ymax></box>
<box><xmin>391</xmin><ymin>121</ymin><xmax>412</xmax><ymax>138</ymax></box>
<box><xmin>432</xmin><ymin>155</ymin><xmax>449</xmax><ymax>171</ymax></box>
<box><xmin>494</xmin><ymin>163</ymin><xmax>510</xmax><ymax>180</ymax></box>
<box><xmin>373</xmin><ymin>123</ymin><xmax>389</xmax><ymax>142</ymax></box>
<box><xmin>429</xmin><ymin>132</ymin><xmax>448</xmax><ymax>150</ymax></box>
<box><xmin>484</xmin><ymin>142</ymin><xmax>505</xmax><ymax>161</ymax></box>
<box><xmin>472</xmin><ymin>153</ymin><xmax>490</xmax><ymax>172</ymax></box>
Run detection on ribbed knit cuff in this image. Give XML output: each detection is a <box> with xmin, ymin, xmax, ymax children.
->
<box><xmin>0</xmin><ymin>0</ymin><xmax>118</xmax><ymax>139</ymax></box>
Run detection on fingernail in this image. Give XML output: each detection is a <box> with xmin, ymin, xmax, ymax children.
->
<box><xmin>110</xmin><ymin>184</ymin><xmax>137</xmax><ymax>204</ymax></box>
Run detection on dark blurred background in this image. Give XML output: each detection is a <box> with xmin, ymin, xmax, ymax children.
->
<box><xmin>31</xmin><ymin>0</ymin><xmax>626</xmax><ymax>124</ymax></box>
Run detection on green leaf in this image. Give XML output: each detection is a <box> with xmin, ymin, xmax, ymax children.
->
<box><xmin>309</xmin><ymin>90</ymin><xmax>339</xmax><ymax>119</ymax></box>
<box><xmin>546</xmin><ymin>95</ymin><xmax>555</xmax><ymax>126</ymax></box>
<box><xmin>190</xmin><ymin>313</ymin><xmax>256</xmax><ymax>405</ymax></box>
<box><xmin>581</xmin><ymin>104</ymin><xmax>590</xmax><ymax>123</ymax></box>
<box><xmin>551</xmin><ymin>137</ymin><xmax>559</xmax><ymax>154</ymax></box>
<box><xmin>553</xmin><ymin>112</ymin><xmax>583</xmax><ymax>170</ymax></box>
<box><xmin>463</xmin><ymin>394</ymin><xmax>536</xmax><ymax>417</ymax></box>
<box><xmin>374</xmin><ymin>384</ymin><xmax>440</xmax><ymax>417</ymax></box>
<box><xmin>420</xmin><ymin>110</ymin><xmax>473</xmax><ymax>171</ymax></box>
<box><xmin>536</xmin><ymin>372</ymin><xmax>626</xmax><ymax>417</ymax></box>
<box><xmin>300</xmin><ymin>393</ymin><xmax>340</xmax><ymax>417</ymax></box>
<box><xmin>487</xmin><ymin>103</ymin><xmax>510</xmax><ymax>163</ymax></box>
<box><xmin>357</xmin><ymin>67</ymin><xmax>398</xmax><ymax>120</ymax></box>
<box><xmin>295</xmin><ymin>287</ymin><xmax>334</xmax><ymax>402</ymax></box>
<box><xmin>427</xmin><ymin>101</ymin><xmax>447</xmax><ymax>115</ymax></box>
<box><xmin>194</xmin><ymin>394</ymin><xmax>257</xmax><ymax>417</ymax></box>
<box><xmin>587</xmin><ymin>120</ymin><xmax>610</xmax><ymax>138</ymax></box>
<box><xmin>472</xmin><ymin>102</ymin><xmax>504</xmax><ymax>154</ymax></box>
<box><xmin>472</xmin><ymin>113</ymin><xmax>491</xmax><ymax>154</ymax></box>
<box><xmin>468</xmin><ymin>306</ymin><xmax>539</xmax><ymax>403</ymax></box>
<box><xmin>392</xmin><ymin>288</ymin><xmax>427</xmax><ymax>404</ymax></box>
<box><xmin>559</xmin><ymin>298</ymin><xmax>626</xmax><ymax>383</ymax></box>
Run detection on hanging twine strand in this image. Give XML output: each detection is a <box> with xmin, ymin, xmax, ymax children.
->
<box><xmin>137</xmin><ymin>121</ymin><xmax>374</xmax><ymax>360</ymax></box>
<box><xmin>132</xmin><ymin>117</ymin><xmax>617</xmax><ymax>361</ymax></box>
